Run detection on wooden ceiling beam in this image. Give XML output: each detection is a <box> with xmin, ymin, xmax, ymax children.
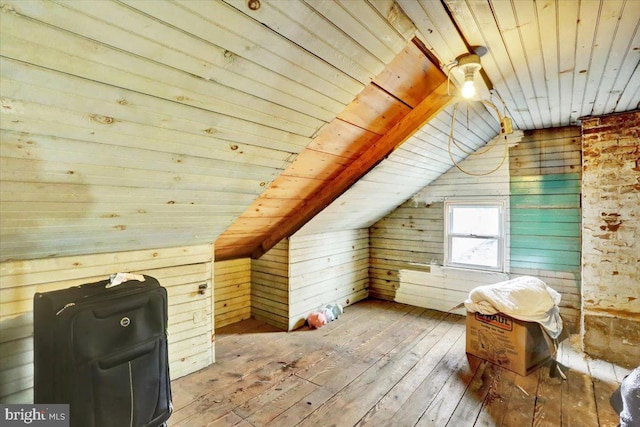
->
<box><xmin>251</xmin><ymin>81</ymin><xmax>455</xmax><ymax>259</ymax></box>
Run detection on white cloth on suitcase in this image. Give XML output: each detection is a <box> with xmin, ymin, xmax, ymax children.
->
<box><xmin>107</xmin><ymin>272</ymin><xmax>146</xmax><ymax>288</ymax></box>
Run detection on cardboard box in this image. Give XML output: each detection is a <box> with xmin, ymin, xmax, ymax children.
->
<box><xmin>465</xmin><ymin>311</ymin><xmax>552</xmax><ymax>376</ymax></box>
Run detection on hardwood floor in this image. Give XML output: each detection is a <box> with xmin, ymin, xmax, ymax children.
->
<box><xmin>168</xmin><ymin>299</ymin><xmax>629</xmax><ymax>427</ymax></box>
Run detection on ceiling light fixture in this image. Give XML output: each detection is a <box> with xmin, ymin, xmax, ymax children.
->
<box><xmin>444</xmin><ymin>47</ymin><xmax>518</xmax><ymax>177</ymax></box>
<box><xmin>457</xmin><ymin>53</ymin><xmax>482</xmax><ymax>99</ymax></box>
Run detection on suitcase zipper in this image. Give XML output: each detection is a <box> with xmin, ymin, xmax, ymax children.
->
<box><xmin>54</xmin><ymin>285</ymin><xmax>160</xmax><ymax>317</ymax></box>
<box><xmin>56</xmin><ymin>303</ymin><xmax>75</xmax><ymax>316</ymax></box>
<box><xmin>128</xmin><ymin>360</ymin><xmax>134</xmax><ymax>427</ymax></box>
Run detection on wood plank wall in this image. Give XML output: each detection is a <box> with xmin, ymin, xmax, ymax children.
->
<box><xmin>369</xmin><ymin>202</ymin><xmax>444</xmax><ymax>302</ymax></box>
<box><xmin>250</xmin><ymin>230</ymin><xmax>369</xmax><ymax>331</ymax></box>
<box><xmin>0</xmin><ymin>244</ymin><xmax>214</xmax><ymax>404</ymax></box>
<box><xmin>510</xmin><ymin>174</ymin><xmax>581</xmax><ymax>271</ymax></box>
<box><xmin>370</xmin><ymin>142</ymin><xmax>511</xmax><ymax>312</ymax></box>
<box><xmin>288</xmin><ymin>230</ymin><xmax>369</xmax><ymax>330</ymax></box>
<box><xmin>509</xmin><ymin>126</ymin><xmax>582</xmax><ymax>329</ymax></box>
<box><xmin>0</xmin><ymin>0</ymin><xmax>328</xmax><ymax>262</ymax></box>
<box><xmin>370</xmin><ymin>127</ymin><xmax>581</xmax><ymax>329</ymax></box>
<box><xmin>251</xmin><ymin>240</ymin><xmax>290</xmax><ymax>331</ymax></box>
<box><xmin>214</xmin><ymin>258</ymin><xmax>251</xmax><ymax>329</ymax></box>
<box><xmin>394</xmin><ymin>266</ymin><xmax>508</xmax><ymax>315</ymax></box>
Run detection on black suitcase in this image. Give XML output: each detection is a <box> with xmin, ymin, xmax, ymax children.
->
<box><xmin>33</xmin><ymin>274</ymin><xmax>172</xmax><ymax>427</ymax></box>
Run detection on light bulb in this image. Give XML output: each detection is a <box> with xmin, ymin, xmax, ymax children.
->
<box><xmin>458</xmin><ymin>54</ymin><xmax>482</xmax><ymax>99</ymax></box>
<box><xmin>462</xmin><ymin>80</ymin><xmax>476</xmax><ymax>99</ymax></box>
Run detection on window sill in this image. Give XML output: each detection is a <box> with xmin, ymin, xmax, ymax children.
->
<box><xmin>439</xmin><ymin>265</ymin><xmax>509</xmax><ymax>277</ymax></box>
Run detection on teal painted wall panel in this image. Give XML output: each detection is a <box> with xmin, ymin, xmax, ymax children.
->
<box><xmin>510</xmin><ymin>194</ymin><xmax>580</xmax><ymax>208</ymax></box>
<box><xmin>510</xmin><ymin>173</ymin><xmax>581</xmax><ymax>183</ymax></box>
<box><xmin>510</xmin><ymin>173</ymin><xmax>581</xmax><ymax>272</ymax></box>
<box><xmin>511</xmin><ymin>222</ymin><xmax>581</xmax><ymax>237</ymax></box>
<box><xmin>511</xmin><ymin>208</ymin><xmax>580</xmax><ymax>223</ymax></box>
<box><xmin>508</xmin><ymin>258</ymin><xmax>581</xmax><ymax>274</ymax></box>
<box><xmin>510</xmin><ymin>247</ymin><xmax>580</xmax><ymax>265</ymax></box>
<box><xmin>510</xmin><ymin>235</ymin><xmax>581</xmax><ymax>252</ymax></box>
<box><xmin>510</xmin><ymin>173</ymin><xmax>581</xmax><ymax>195</ymax></box>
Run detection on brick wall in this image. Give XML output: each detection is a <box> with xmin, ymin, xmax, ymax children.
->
<box><xmin>581</xmin><ymin>110</ymin><xmax>640</xmax><ymax>368</ymax></box>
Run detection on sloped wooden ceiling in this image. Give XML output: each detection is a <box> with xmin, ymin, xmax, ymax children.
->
<box><xmin>293</xmin><ymin>0</ymin><xmax>640</xmax><ymax>242</ymax></box>
<box><xmin>215</xmin><ymin>42</ymin><xmax>451</xmax><ymax>260</ymax></box>
<box><xmin>1</xmin><ymin>0</ymin><xmax>446</xmax><ymax>262</ymax></box>
<box><xmin>1</xmin><ymin>0</ymin><xmax>638</xmax><ymax>263</ymax></box>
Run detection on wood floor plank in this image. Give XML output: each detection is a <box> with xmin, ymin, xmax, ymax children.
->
<box><xmin>414</xmin><ymin>355</ymin><xmax>484</xmax><ymax>426</ymax></box>
<box><xmin>172</xmin><ymin>300</ymin><xmax>413</xmax><ymax>425</ymax></box>
<box><xmin>474</xmin><ymin>368</ymin><xmax>517</xmax><ymax>426</ymax></box>
<box><xmin>297</xmin><ymin>308</ymin><xmax>438</xmax><ymax>387</ymax></box>
<box><xmin>237</xmin><ymin>375</ymin><xmax>319</xmax><ymax>425</ymax></box>
<box><xmin>171</xmin><ymin>335</ymin><xmax>327</xmax><ymax>424</ymax></box>
<box><xmin>213</xmin><ymin>325</ymin><xmax>283</xmax><ymax>365</ymax></box>
<box><xmin>498</xmin><ymin>362</ymin><xmax>540</xmax><ymax>427</ymax></box>
<box><xmin>560</xmin><ymin>341</ymin><xmax>599</xmax><ymax>427</ymax></box>
<box><xmin>202</xmin><ymin>411</ymin><xmax>252</xmax><ymax>427</ymax></box>
<box><xmin>293</xmin><ymin>304</ymin><xmax>425</xmax><ymax>385</ymax></box>
<box><xmin>184</xmin><ymin>299</ymin><xmax>376</xmax><ymax>394</ymax></box>
<box><xmin>587</xmin><ymin>358</ymin><xmax>622</xmax><ymax>427</ymax></box>
<box><xmin>263</xmin><ymin>309</ymin><xmax>440</xmax><ymax>427</ymax></box>
<box><xmin>215</xmin><ymin>317</ymin><xmax>269</xmax><ymax>338</ymax></box>
<box><xmin>167</xmin><ymin>299</ymin><xmax>619</xmax><ymax>427</ymax></box>
<box><xmin>295</xmin><ymin>314</ymin><xmax>461</xmax><ymax>426</ymax></box>
<box><xmin>170</xmin><ymin>325</ymin><xmax>293</xmax><ymax>419</ymax></box>
<box><xmin>357</xmin><ymin>324</ymin><xmax>467</xmax><ymax>426</ymax></box>
<box><xmin>532</xmin><ymin>364</ymin><xmax>564</xmax><ymax>427</ymax></box>
<box><xmin>444</xmin><ymin>360</ymin><xmax>502</xmax><ymax>426</ymax></box>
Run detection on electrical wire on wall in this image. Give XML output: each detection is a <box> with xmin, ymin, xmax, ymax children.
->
<box><xmin>443</xmin><ymin>48</ymin><xmax>515</xmax><ymax>176</ymax></box>
<box><xmin>447</xmin><ymin>94</ymin><xmax>514</xmax><ymax>177</ymax></box>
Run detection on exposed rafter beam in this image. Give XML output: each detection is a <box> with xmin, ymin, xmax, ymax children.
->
<box><xmin>251</xmin><ymin>81</ymin><xmax>455</xmax><ymax>259</ymax></box>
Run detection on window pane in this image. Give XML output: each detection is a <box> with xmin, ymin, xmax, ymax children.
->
<box><xmin>451</xmin><ymin>206</ymin><xmax>500</xmax><ymax>235</ymax></box>
<box><xmin>450</xmin><ymin>237</ymin><xmax>498</xmax><ymax>267</ymax></box>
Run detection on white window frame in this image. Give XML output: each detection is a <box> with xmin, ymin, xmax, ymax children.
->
<box><xmin>444</xmin><ymin>199</ymin><xmax>506</xmax><ymax>272</ymax></box>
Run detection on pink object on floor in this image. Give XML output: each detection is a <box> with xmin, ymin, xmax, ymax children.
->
<box><xmin>307</xmin><ymin>311</ymin><xmax>327</xmax><ymax>329</ymax></box>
